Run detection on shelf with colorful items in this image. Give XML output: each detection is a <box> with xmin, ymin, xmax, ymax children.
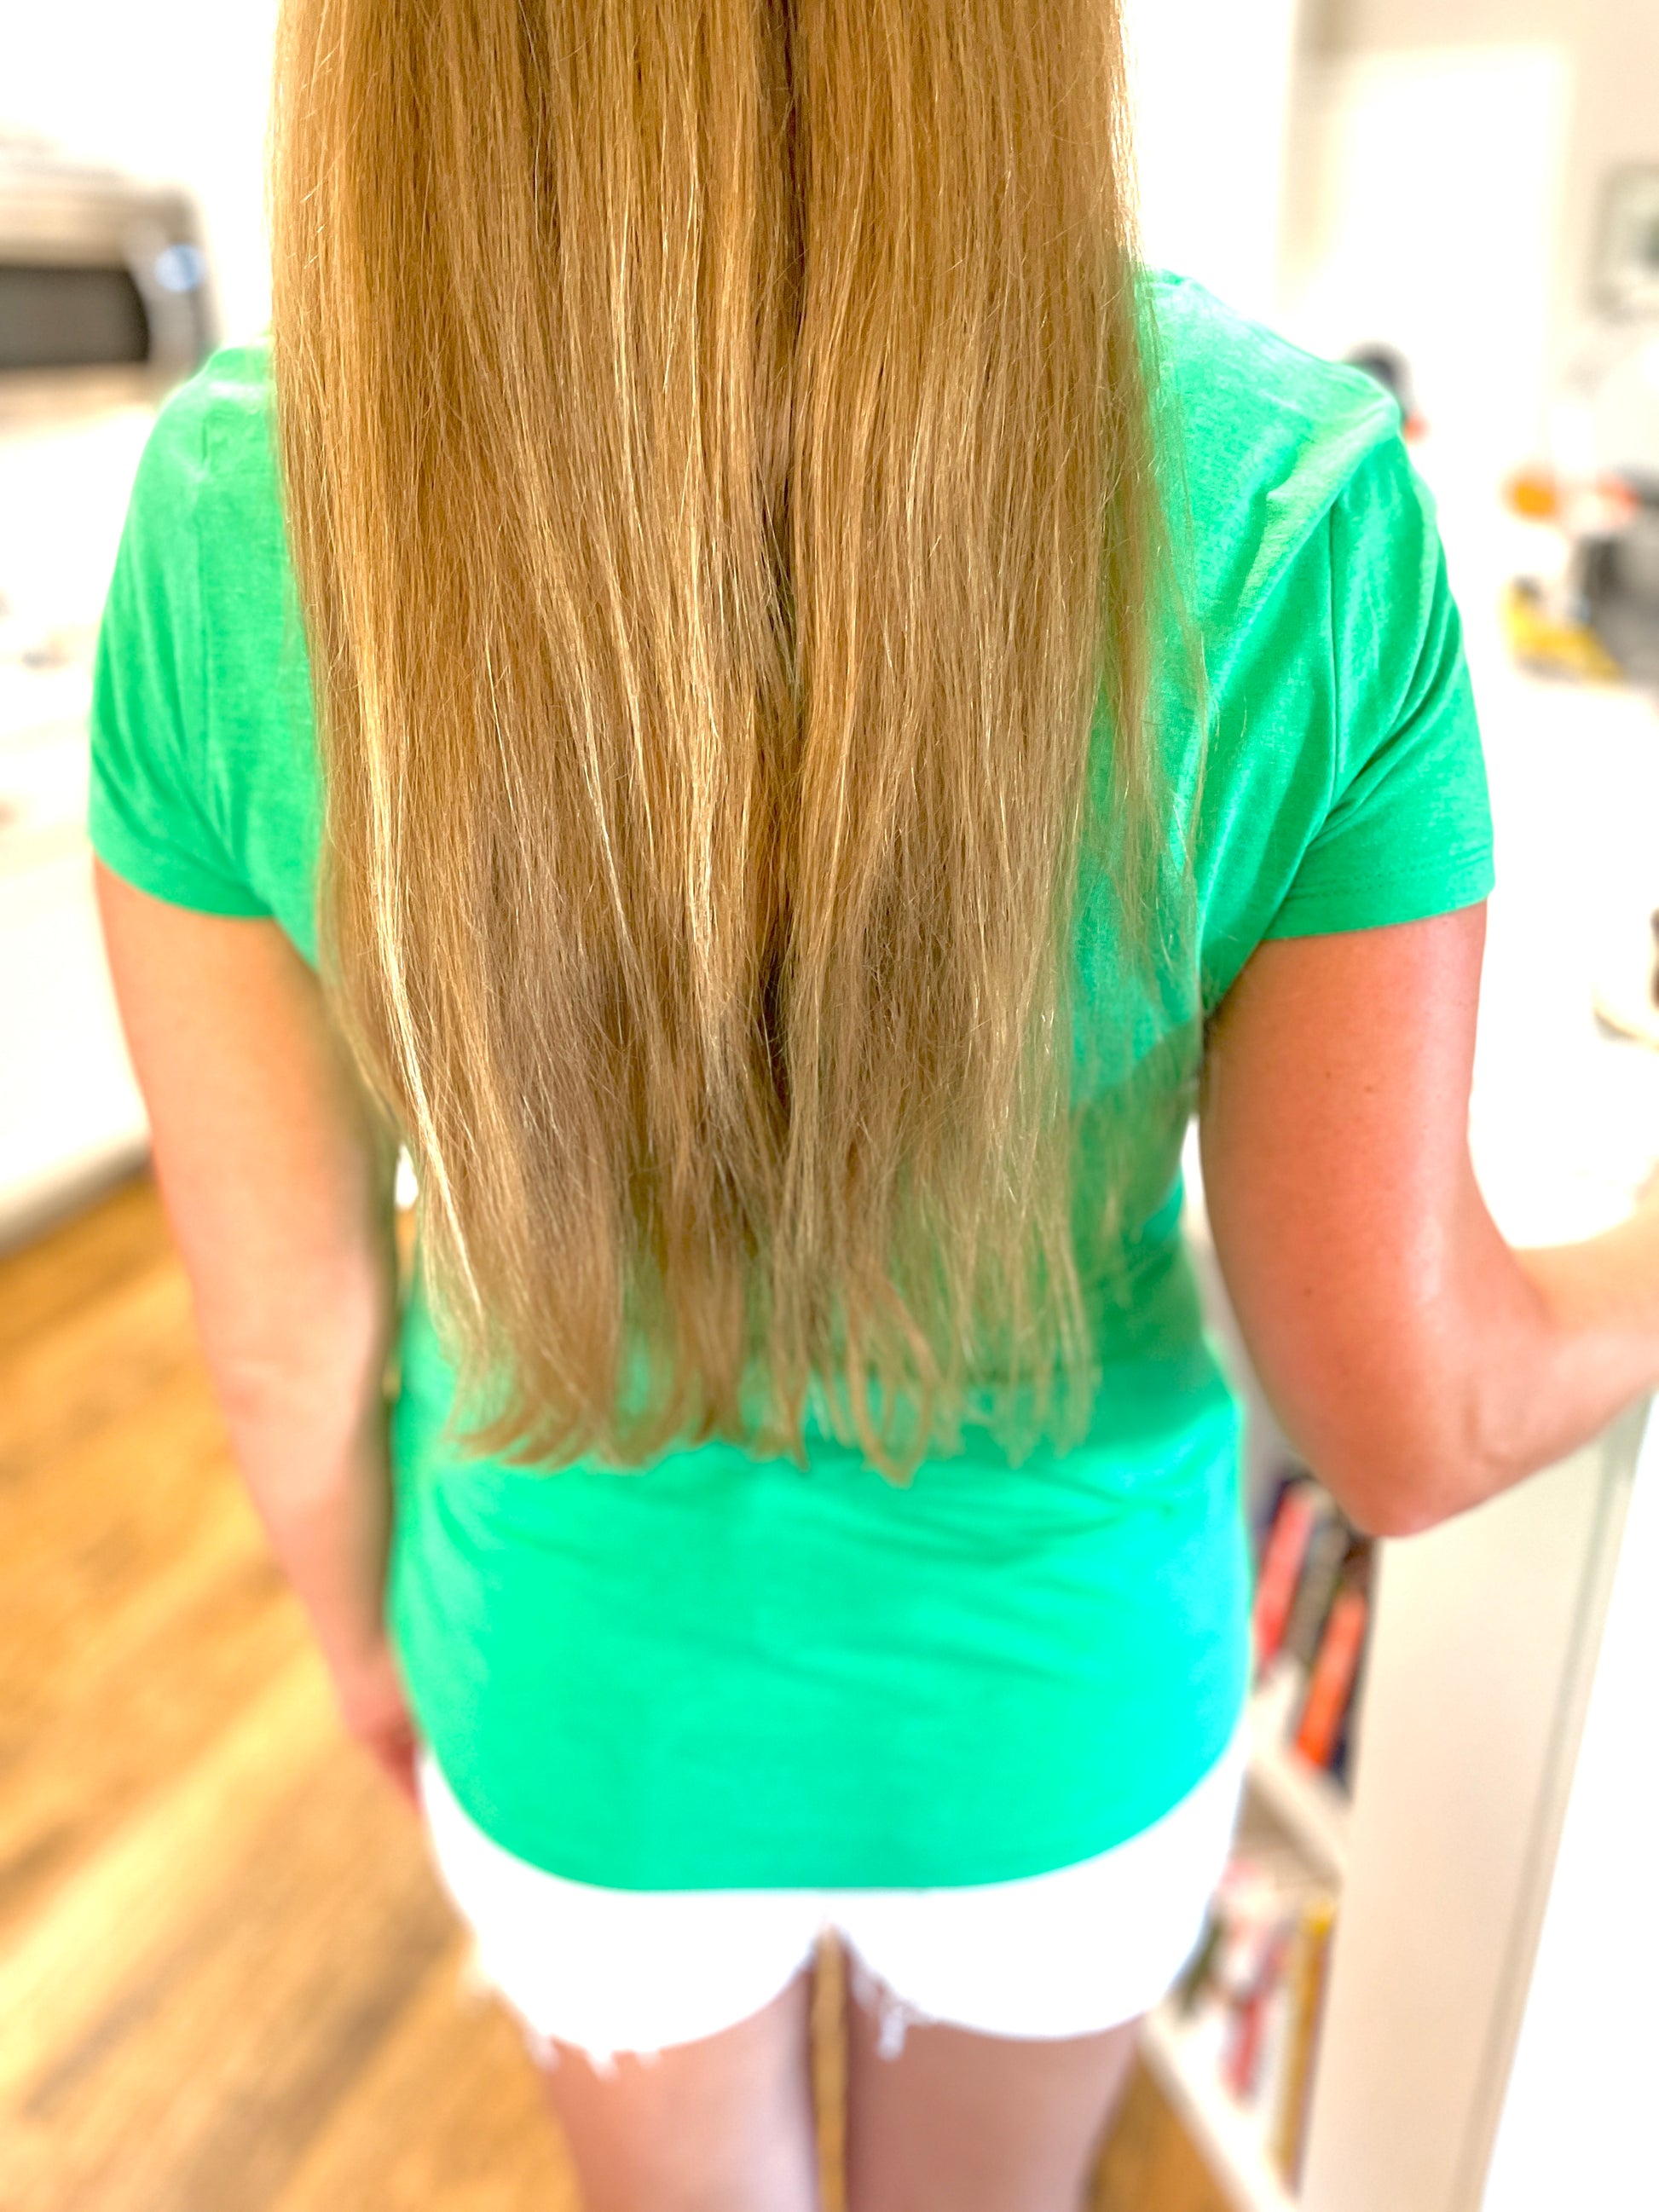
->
<box><xmin>1244</xmin><ymin>1471</ymin><xmax>1372</xmax><ymax>1880</ymax></box>
<box><xmin>1140</xmin><ymin>1471</ymin><xmax>1372</xmax><ymax>2209</ymax></box>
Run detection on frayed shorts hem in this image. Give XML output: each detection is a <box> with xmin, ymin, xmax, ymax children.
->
<box><xmin>416</xmin><ymin>1724</ymin><xmax>1246</xmax><ymax>2072</ymax></box>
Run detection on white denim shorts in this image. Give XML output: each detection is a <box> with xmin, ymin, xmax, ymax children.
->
<box><xmin>416</xmin><ymin>1718</ymin><xmax>1246</xmax><ymax>2075</ymax></box>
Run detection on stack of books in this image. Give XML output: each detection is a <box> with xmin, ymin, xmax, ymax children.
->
<box><xmin>1251</xmin><ymin>1470</ymin><xmax>1373</xmax><ymax>1789</ymax></box>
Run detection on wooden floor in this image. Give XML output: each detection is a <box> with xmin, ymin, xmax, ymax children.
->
<box><xmin>0</xmin><ymin>1171</ymin><xmax>1229</xmax><ymax>2212</ymax></box>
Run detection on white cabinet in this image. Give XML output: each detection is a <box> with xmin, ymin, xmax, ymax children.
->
<box><xmin>1301</xmin><ymin>1405</ymin><xmax>1650</xmax><ymax>2211</ymax></box>
<box><xmin>1157</xmin><ymin>1216</ymin><xmax>1656</xmax><ymax>2212</ymax></box>
<box><xmin>0</xmin><ymin>817</ymin><xmax>147</xmax><ymax>1246</ymax></box>
<box><xmin>0</xmin><ymin>406</ymin><xmax>155</xmax><ymax>1245</ymax></box>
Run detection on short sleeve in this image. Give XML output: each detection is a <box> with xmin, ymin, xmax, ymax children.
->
<box><xmin>1263</xmin><ymin>435</ymin><xmax>1494</xmax><ymax>939</ymax></box>
<box><xmin>87</xmin><ymin>396</ymin><xmax>271</xmax><ymax>916</ymax></box>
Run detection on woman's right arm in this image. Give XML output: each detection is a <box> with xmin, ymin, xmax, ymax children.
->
<box><xmin>1199</xmin><ymin>900</ymin><xmax>1659</xmax><ymax>1539</ymax></box>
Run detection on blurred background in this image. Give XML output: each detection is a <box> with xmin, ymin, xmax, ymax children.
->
<box><xmin>3</xmin><ymin>4</ymin><xmax>1657</xmax><ymax>2209</ymax></box>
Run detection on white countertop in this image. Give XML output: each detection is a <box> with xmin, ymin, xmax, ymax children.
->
<box><xmin>1445</xmin><ymin>462</ymin><xmax>1659</xmax><ymax>1249</ymax></box>
<box><xmin>1468</xmin><ymin>657</ymin><xmax>1659</xmax><ymax>1247</ymax></box>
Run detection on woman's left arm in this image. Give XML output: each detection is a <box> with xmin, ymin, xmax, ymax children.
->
<box><xmin>95</xmin><ymin>862</ymin><xmax>419</xmax><ymax>1801</ymax></box>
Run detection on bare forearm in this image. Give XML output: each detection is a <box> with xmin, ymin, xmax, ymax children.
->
<box><xmin>1478</xmin><ymin>1208</ymin><xmax>1659</xmax><ymax>1490</ymax></box>
<box><xmin>198</xmin><ymin>1229</ymin><xmax>418</xmax><ymax>1794</ymax></box>
<box><xmin>95</xmin><ymin>884</ymin><xmax>419</xmax><ymax>1793</ymax></box>
<box><xmin>155</xmin><ymin>1117</ymin><xmax>402</xmax><ymax>1659</ymax></box>
<box><xmin>219</xmin><ymin>1366</ymin><xmax>396</xmax><ymax>1674</ymax></box>
<box><xmin>1379</xmin><ymin>1194</ymin><xmax>1659</xmax><ymax>1535</ymax></box>
<box><xmin>191</xmin><ymin>1170</ymin><xmax>400</xmax><ymax>1643</ymax></box>
<box><xmin>211</xmin><ymin>1330</ymin><xmax>419</xmax><ymax>1799</ymax></box>
<box><xmin>152</xmin><ymin>1088</ymin><xmax>401</xmax><ymax>1665</ymax></box>
<box><xmin>1213</xmin><ymin>1160</ymin><xmax>1659</xmax><ymax>1540</ymax></box>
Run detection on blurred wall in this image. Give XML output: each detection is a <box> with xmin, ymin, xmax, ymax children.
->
<box><xmin>1281</xmin><ymin>38</ymin><xmax>1570</xmax><ymax>491</ymax></box>
<box><xmin>1123</xmin><ymin>0</ymin><xmax>1304</xmax><ymax>326</ymax></box>
<box><xmin>1311</xmin><ymin>0</ymin><xmax>1659</xmax><ymax>357</ymax></box>
<box><xmin>10</xmin><ymin>0</ymin><xmax>1653</xmax><ymax>380</ymax></box>
<box><xmin>3</xmin><ymin>0</ymin><xmax>282</xmax><ymax>344</ymax></box>
<box><xmin>5</xmin><ymin>0</ymin><xmax>1314</xmax><ymax>356</ymax></box>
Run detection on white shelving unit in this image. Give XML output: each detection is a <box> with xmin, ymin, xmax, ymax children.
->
<box><xmin>1136</xmin><ymin>1658</ymin><xmax>1351</xmax><ymax>2212</ymax></box>
<box><xmin>1149</xmin><ymin>1152</ymin><xmax>1357</xmax><ymax>2212</ymax></box>
<box><xmin>1244</xmin><ymin>1666</ymin><xmax>1351</xmax><ymax>1886</ymax></box>
<box><xmin>1141</xmin><ymin>1353</ymin><xmax>1657</xmax><ymax>2212</ymax></box>
<box><xmin>1142</xmin><ymin>2001</ymin><xmax>1298</xmax><ymax>2212</ymax></box>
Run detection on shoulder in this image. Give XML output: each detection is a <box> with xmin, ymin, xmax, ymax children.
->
<box><xmin>150</xmin><ymin>335</ymin><xmax>275</xmax><ymax>447</ymax></box>
<box><xmin>1144</xmin><ymin>271</ymin><xmax>1404</xmax><ymax>625</ymax></box>
<box><xmin>123</xmin><ymin>339</ymin><xmax>294</xmax><ymax>674</ymax></box>
<box><xmin>130</xmin><ymin>338</ymin><xmax>279</xmax><ymax>532</ymax></box>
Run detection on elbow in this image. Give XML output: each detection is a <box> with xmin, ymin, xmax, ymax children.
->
<box><xmin>1268</xmin><ymin>1279</ymin><xmax>1577</xmax><ymax>1542</ymax></box>
<box><xmin>1320</xmin><ymin>1471</ymin><xmax>1437</xmax><ymax>1542</ymax></box>
<box><xmin>205</xmin><ymin>1271</ymin><xmax>395</xmax><ymax>1427</ymax></box>
<box><xmin>1337</xmin><ymin>1481</ymin><xmax>1458</xmax><ymax>1543</ymax></box>
<box><xmin>211</xmin><ymin>1316</ymin><xmax>393</xmax><ymax>1451</ymax></box>
<box><xmin>1312</xmin><ymin>1406</ymin><xmax>1515</xmax><ymax>1542</ymax></box>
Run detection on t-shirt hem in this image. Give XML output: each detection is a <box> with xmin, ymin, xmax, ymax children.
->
<box><xmin>404</xmin><ymin>1687</ymin><xmax>1251</xmax><ymax>1895</ymax></box>
<box><xmin>88</xmin><ymin>788</ymin><xmax>273</xmax><ymax>920</ymax></box>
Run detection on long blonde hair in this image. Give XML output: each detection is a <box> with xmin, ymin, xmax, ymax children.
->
<box><xmin>269</xmin><ymin>0</ymin><xmax>1160</xmax><ymax>1477</ymax></box>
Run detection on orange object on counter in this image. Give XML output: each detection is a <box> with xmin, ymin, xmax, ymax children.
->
<box><xmin>1506</xmin><ymin>465</ymin><xmax>1560</xmax><ymax>520</ymax></box>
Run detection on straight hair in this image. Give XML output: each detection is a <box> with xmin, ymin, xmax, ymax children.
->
<box><xmin>269</xmin><ymin>0</ymin><xmax>1162</xmax><ymax>1477</ymax></box>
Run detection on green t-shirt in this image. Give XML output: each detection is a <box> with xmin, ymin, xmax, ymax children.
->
<box><xmin>88</xmin><ymin>273</ymin><xmax>1494</xmax><ymax>1889</ymax></box>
